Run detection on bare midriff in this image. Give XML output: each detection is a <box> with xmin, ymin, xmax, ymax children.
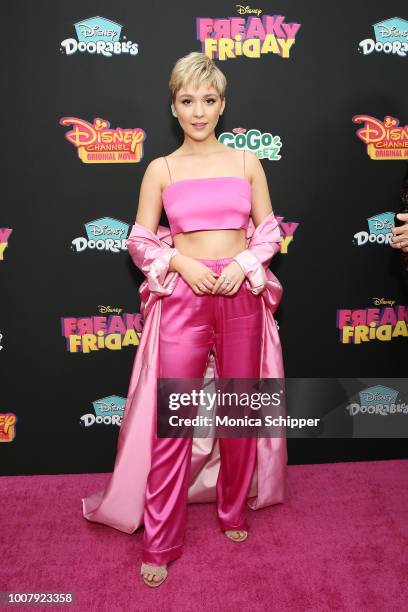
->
<box><xmin>172</xmin><ymin>228</ymin><xmax>247</xmax><ymax>259</ymax></box>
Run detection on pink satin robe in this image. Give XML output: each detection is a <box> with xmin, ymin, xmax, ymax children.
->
<box><xmin>82</xmin><ymin>211</ymin><xmax>288</xmax><ymax>533</ymax></box>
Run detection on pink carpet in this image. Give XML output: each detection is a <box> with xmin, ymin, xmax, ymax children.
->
<box><xmin>1</xmin><ymin>459</ymin><xmax>407</xmax><ymax>611</ymax></box>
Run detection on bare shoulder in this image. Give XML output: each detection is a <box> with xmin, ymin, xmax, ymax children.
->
<box><xmin>134</xmin><ymin>157</ymin><xmax>167</xmax><ymax>228</ymax></box>
<box><xmin>243</xmin><ymin>150</ymin><xmax>263</xmax><ymax>183</ymax></box>
<box><xmin>142</xmin><ymin>156</ymin><xmax>168</xmax><ymax>190</ymax></box>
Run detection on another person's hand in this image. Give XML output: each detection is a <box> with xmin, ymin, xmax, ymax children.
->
<box><xmin>210</xmin><ymin>261</ymin><xmax>246</xmax><ymax>295</ymax></box>
<box><xmin>391</xmin><ymin>213</ymin><xmax>408</xmax><ymax>253</ymax></box>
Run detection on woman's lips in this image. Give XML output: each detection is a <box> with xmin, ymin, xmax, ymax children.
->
<box><xmin>192</xmin><ymin>123</ymin><xmax>207</xmax><ymax>129</ymax></box>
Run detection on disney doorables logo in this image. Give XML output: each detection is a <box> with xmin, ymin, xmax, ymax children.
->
<box><xmin>353</xmin><ymin>212</ymin><xmax>395</xmax><ymax>246</ymax></box>
<box><xmin>353</xmin><ymin>115</ymin><xmax>408</xmax><ymax>160</ymax></box>
<box><xmin>358</xmin><ymin>17</ymin><xmax>408</xmax><ymax>57</ymax></box>
<box><xmin>346</xmin><ymin>385</ymin><xmax>408</xmax><ymax>415</ymax></box>
<box><xmin>72</xmin><ymin>217</ymin><xmax>130</xmax><ymax>253</ymax></box>
<box><xmin>60</xmin><ymin>117</ymin><xmax>146</xmax><ymax>163</ymax></box>
<box><xmin>60</xmin><ymin>16</ymin><xmax>139</xmax><ymax>57</ymax></box>
<box><xmin>80</xmin><ymin>395</ymin><xmax>126</xmax><ymax>427</ymax></box>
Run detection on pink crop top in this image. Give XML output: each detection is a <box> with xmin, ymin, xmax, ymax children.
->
<box><xmin>161</xmin><ymin>152</ymin><xmax>251</xmax><ymax>237</ymax></box>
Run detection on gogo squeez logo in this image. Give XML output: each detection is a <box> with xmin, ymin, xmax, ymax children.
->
<box><xmin>358</xmin><ymin>17</ymin><xmax>408</xmax><ymax>57</ymax></box>
<box><xmin>336</xmin><ymin>300</ymin><xmax>408</xmax><ymax>344</ymax></box>
<box><xmin>80</xmin><ymin>395</ymin><xmax>126</xmax><ymax>427</ymax></box>
<box><xmin>60</xmin><ymin>117</ymin><xmax>146</xmax><ymax>163</ymax></box>
<box><xmin>72</xmin><ymin>218</ymin><xmax>130</xmax><ymax>253</ymax></box>
<box><xmin>219</xmin><ymin>128</ymin><xmax>282</xmax><ymax>160</ymax></box>
<box><xmin>61</xmin><ymin>309</ymin><xmax>144</xmax><ymax>353</ymax></box>
<box><xmin>196</xmin><ymin>13</ymin><xmax>301</xmax><ymax>59</ymax></box>
<box><xmin>60</xmin><ymin>16</ymin><xmax>139</xmax><ymax>57</ymax></box>
<box><xmin>353</xmin><ymin>212</ymin><xmax>395</xmax><ymax>246</ymax></box>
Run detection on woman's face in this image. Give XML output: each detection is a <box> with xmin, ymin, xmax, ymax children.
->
<box><xmin>173</xmin><ymin>81</ymin><xmax>225</xmax><ymax>139</ymax></box>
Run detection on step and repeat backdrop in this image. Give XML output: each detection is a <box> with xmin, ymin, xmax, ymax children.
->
<box><xmin>1</xmin><ymin>2</ymin><xmax>408</xmax><ymax>474</ymax></box>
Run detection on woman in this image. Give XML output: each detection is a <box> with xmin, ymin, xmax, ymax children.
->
<box><xmin>82</xmin><ymin>51</ymin><xmax>287</xmax><ymax>588</ymax></box>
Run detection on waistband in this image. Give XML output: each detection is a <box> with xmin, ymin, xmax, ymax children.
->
<box><xmin>192</xmin><ymin>256</ymin><xmax>235</xmax><ymax>267</ymax></box>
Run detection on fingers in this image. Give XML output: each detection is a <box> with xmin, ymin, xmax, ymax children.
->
<box><xmin>192</xmin><ymin>265</ymin><xmax>244</xmax><ymax>296</ymax></box>
<box><xmin>194</xmin><ymin>272</ymin><xmax>219</xmax><ymax>295</ymax></box>
<box><xmin>391</xmin><ymin>223</ymin><xmax>408</xmax><ymax>248</ymax></box>
<box><xmin>391</xmin><ymin>239</ymin><xmax>408</xmax><ymax>249</ymax></box>
<box><xmin>215</xmin><ymin>278</ymin><xmax>239</xmax><ymax>295</ymax></box>
<box><xmin>211</xmin><ymin>271</ymin><xmax>230</xmax><ymax>294</ymax></box>
<box><xmin>211</xmin><ymin>266</ymin><xmax>243</xmax><ymax>294</ymax></box>
<box><xmin>221</xmin><ymin>282</ymin><xmax>240</xmax><ymax>295</ymax></box>
<box><xmin>212</xmin><ymin>279</ymin><xmax>240</xmax><ymax>295</ymax></box>
<box><xmin>392</xmin><ymin>226</ymin><xmax>408</xmax><ymax>236</ymax></box>
<box><xmin>211</xmin><ymin>277</ymin><xmax>227</xmax><ymax>294</ymax></box>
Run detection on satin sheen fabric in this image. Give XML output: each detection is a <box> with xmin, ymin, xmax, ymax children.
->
<box><xmin>82</xmin><ymin>211</ymin><xmax>287</xmax><ymax>534</ymax></box>
<box><xmin>143</xmin><ymin>255</ymin><xmax>261</xmax><ymax>564</ymax></box>
<box><xmin>162</xmin><ymin>176</ymin><xmax>251</xmax><ymax>236</ymax></box>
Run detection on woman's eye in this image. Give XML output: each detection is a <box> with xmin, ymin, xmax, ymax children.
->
<box><xmin>181</xmin><ymin>99</ymin><xmax>216</xmax><ymax>105</ymax></box>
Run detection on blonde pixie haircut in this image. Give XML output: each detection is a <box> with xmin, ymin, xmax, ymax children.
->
<box><xmin>169</xmin><ymin>52</ymin><xmax>227</xmax><ymax>103</ymax></box>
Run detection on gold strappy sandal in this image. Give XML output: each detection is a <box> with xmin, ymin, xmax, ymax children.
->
<box><xmin>225</xmin><ymin>529</ymin><xmax>248</xmax><ymax>542</ymax></box>
<box><xmin>140</xmin><ymin>562</ymin><xmax>168</xmax><ymax>588</ymax></box>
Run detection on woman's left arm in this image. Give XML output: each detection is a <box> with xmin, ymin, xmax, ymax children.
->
<box><xmin>246</xmin><ymin>150</ymin><xmax>276</xmax><ymax>227</ymax></box>
<box><xmin>232</xmin><ymin>152</ymin><xmax>282</xmax><ymax>278</ymax></box>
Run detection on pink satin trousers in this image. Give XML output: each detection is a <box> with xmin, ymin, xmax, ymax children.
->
<box><xmin>142</xmin><ymin>256</ymin><xmax>263</xmax><ymax>565</ymax></box>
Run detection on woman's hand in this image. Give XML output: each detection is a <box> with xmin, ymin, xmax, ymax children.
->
<box><xmin>210</xmin><ymin>261</ymin><xmax>246</xmax><ymax>295</ymax></box>
<box><xmin>391</xmin><ymin>213</ymin><xmax>408</xmax><ymax>253</ymax></box>
<box><xmin>175</xmin><ymin>256</ymin><xmax>220</xmax><ymax>295</ymax></box>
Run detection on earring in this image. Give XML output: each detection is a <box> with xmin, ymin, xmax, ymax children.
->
<box><xmin>171</xmin><ymin>107</ymin><xmax>177</xmax><ymax>117</ymax></box>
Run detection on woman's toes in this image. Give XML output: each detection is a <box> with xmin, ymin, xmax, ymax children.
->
<box><xmin>143</xmin><ymin>569</ymin><xmax>165</xmax><ymax>583</ymax></box>
<box><xmin>226</xmin><ymin>530</ymin><xmax>241</xmax><ymax>539</ymax></box>
<box><xmin>225</xmin><ymin>528</ymin><xmax>248</xmax><ymax>542</ymax></box>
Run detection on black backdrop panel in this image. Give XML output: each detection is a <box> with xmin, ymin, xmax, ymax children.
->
<box><xmin>1</xmin><ymin>2</ymin><xmax>407</xmax><ymax>475</ymax></box>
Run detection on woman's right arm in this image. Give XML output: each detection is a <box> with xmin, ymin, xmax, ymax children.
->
<box><xmin>134</xmin><ymin>158</ymin><xmax>166</xmax><ymax>232</ymax></box>
<box><xmin>134</xmin><ymin>158</ymin><xmax>187</xmax><ymax>273</ymax></box>
<box><xmin>131</xmin><ymin>159</ymin><xmax>218</xmax><ymax>292</ymax></box>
